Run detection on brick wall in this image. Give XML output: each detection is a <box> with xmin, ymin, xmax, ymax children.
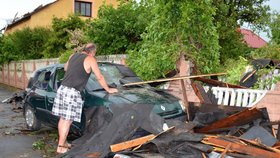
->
<box><xmin>254</xmin><ymin>83</ymin><xmax>280</xmax><ymax>122</ymax></box>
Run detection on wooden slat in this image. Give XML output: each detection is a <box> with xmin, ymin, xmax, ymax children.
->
<box><xmin>110</xmin><ymin>134</ymin><xmax>156</xmax><ymax>152</ymax></box>
<box><xmin>229</xmin><ymin>90</ymin><xmax>236</xmax><ymax>106</ymax></box>
<box><xmin>217</xmin><ymin>90</ymin><xmax>224</xmax><ymax>105</ymax></box>
<box><xmin>223</xmin><ymin>90</ymin><xmax>230</xmax><ymax>105</ymax></box>
<box><xmin>249</xmin><ymin>92</ymin><xmax>255</xmax><ymax>105</ymax></box>
<box><xmin>110</xmin><ymin>126</ymin><xmax>175</xmax><ymax>153</ymax></box>
<box><xmin>203</xmin><ymin>137</ymin><xmax>280</xmax><ymax>158</ymax></box>
<box><xmin>193</xmin><ymin>77</ymin><xmax>247</xmax><ymax>89</ymax></box>
<box><xmin>236</xmin><ymin>91</ymin><xmax>243</xmax><ymax>107</ymax></box>
<box><xmin>196</xmin><ymin>108</ymin><xmax>263</xmax><ymax>134</ymax></box>
<box><xmin>242</xmin><ymin>92</ymin><xmax>249</xmax><ymax>107</ymax></box>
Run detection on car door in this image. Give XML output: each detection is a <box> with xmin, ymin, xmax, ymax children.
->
<box><xmin>31</xmin><ymin>69</ymin><xmax>52</xmax><ymax>123</ymax></box>
<box><xmin>45</xmin><ymin>66</ymin><xmax>65</xmax><ymax>125</ymax></box>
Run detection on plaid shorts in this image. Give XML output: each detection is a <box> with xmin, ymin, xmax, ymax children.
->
<box><xmin>52</xmin><ymin>85</ymin><xmax>84</xmax><ymax>122</ymax></box>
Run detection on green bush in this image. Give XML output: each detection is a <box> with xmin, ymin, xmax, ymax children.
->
<box><xmin>0</xmin><ymin>27</ymin><xmax>52</xmax><ymax>64</ymax></box>
<box><xmin>86</xmin><ymin>0</ymin><xmax>152</xmax><ymax>55</ymax></box>
<box><xmin>250</xmin><ymin>43</ymin><xmax>280</xmax><ymax>59</ymax></box>
<box><xmin>127</xmin><ymin>0</ymin><xmax>220</xmax><ymax>80</ymax></box>
<box><xmin>43</xmin><ymin>14</ymin><xmax>86</xmax><ymax>58</ymax></box>
<box><xmin>59</xmin><ymin>49</ymin><xmax>73</xmax><ymax>63</ymax></box>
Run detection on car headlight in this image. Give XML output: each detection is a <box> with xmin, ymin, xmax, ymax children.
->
<box><xmin>179</xmin><ymin>100</ymin><xmax>186</xmax><ymax>112</ymax></box>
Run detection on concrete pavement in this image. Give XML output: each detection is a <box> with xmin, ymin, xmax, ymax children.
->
<box><xmin>0</xmin><ymin>84</ymin><xmax>43</xmax><ymax>158</ymax></box>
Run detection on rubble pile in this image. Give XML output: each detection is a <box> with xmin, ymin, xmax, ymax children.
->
<box><xmin>61</xmin><ymin>103</ymin><xmax>280</xmax><ymax>158</ymax></box>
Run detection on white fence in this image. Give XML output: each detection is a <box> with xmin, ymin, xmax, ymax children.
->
<box><xmin>208</xmin><ymin>87</ymin><xmax>267</xmax><ymax>107</ymax></box>
<box><xmin>259</xmin><ymin>69</ymin><xmax>280</xmax><ymax>90</ymax></box>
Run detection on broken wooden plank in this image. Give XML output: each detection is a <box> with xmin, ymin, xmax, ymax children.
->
<box><xmin>110</xmin><ymin>134</ymin><xmax>156</xmax><ymax>152</ymax></box>
<box><xmin>203</xmin><ymin>136</ymin><xmax>280</xmax><ymax>158</ymax></box>
<box><xmin>180</xmin><ymin>79</ymin><xmax>191</xmax><ymax>121</ymax></box>
<box><xmin>220</xmin><ymin>143</ymin><xmax>231</xmax><ymax>158</ymax></box>
<box><xmin>237</xmin><ymin>136</ymin><xmax>280</xmax><ymax>154</ymax></box>
<box><xmin>192</xmin><ymin>77</ymin><xmax>247</xmax><ymax>89</ymax></box>
<box><xmin>110</xmin><ymin>126</ymin><xmax>175</xmax><ymax>153</ymax></box>
<box><xmin>123</xmin><ymin>73</ymin><xmax>227</xmax><ymax>86</ymax></box>
<box><xmin>196</xmin><ymin>108</ymin><xmax>263</xmax><ymax>134</ymax></box>
<box><xmin>191</xmin><ymin>82</ymin><xmax>213</xmax><ymax>104</ymax></box>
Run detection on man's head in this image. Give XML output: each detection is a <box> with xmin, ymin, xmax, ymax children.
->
<box><xmin>83</xmin><ymin>43</ymin><xmax>96</xmax><ymax>56</ymax></box>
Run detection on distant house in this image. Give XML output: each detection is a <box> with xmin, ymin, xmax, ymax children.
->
<box><xmin>4</xmin><ymin>0</ymin><xmax>118</xmax><ymax>34</ymax></box>
<box><xmin>240</xmin><ymin>28</ymin><xmax>267</xmax><ymax>48</ymax></box>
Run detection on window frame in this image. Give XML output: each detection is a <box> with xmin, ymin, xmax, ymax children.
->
<box><xmin>74</xmin><ymin>1</ymin><xmax>92</xmax><ymax>17</ymax></box>
<box><xmin>53</xmin><ymin>67</ymin><xmax>65</xmax><ymax>91</ymax></box>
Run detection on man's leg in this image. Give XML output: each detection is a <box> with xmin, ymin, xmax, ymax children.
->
<box><xmin>57</xmin><ymin>117</ymin><xmax>73</xmax><ymax>153</ymax></box>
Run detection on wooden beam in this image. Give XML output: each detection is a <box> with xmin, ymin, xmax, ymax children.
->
<box><xmin>110</xmin><ymin>134</ymin><xmax>156</xmax><ymax>152</ymax></box>
<box><xmin>123</xmin><ymin>73</ymin><xmax>227</xmax><ymax>86</ymax></box>
<box><xmin>110</xmin><ymin>126</ymin><xmax>175</xmax><ymax>153</ymax></box>
<box><xmin>180</xmin><ymin>79</ymin><xmax>190</xmax><ymax>121</ymax></box>
<box><xmin>193</xmin><ymin>77</ymin><xmax>247</xmax><ymax>89</ymax></box>
<box><xmin>203</xmin><ymin>137</ymin><xmax>280</xmax><ymax>158</ymax></box>
<box><xmin>196</xmin><ymin>108</ymin><xmax>263</xmax><ymax>134</ymax></box>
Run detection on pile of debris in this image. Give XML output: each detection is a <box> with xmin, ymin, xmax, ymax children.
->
<box><xmin>61</xmin><ymin>103</ymin><xmax>280</xmax><ymax>158</ymax></box>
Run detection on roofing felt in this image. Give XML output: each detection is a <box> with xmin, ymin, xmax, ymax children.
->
<box><xmin>240</xmin><ymin>28</ymin><xmax>267</xmax><ymax>48</ymax></box>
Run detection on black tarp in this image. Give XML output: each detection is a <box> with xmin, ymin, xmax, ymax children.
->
<box><xmin>61</xmin><ymin>104</ymin><xmax>165</xmax><ymax>158</ymax></box>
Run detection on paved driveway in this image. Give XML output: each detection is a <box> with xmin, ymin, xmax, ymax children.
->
<box><xmin>0</xmin><ymin>84</ymin><xmax>44</xmax><ymax>158</ymax></box>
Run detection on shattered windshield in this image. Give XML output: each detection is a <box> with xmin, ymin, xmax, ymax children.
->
<box><xmin>86</xmin><ymin>63</ymin><xmax>144</xmax><ymax>91</ymax></box>
<box><xmin>86</xmin><ymin>64</ymin><xmax>125</xmax><ymax>91</ymax></box>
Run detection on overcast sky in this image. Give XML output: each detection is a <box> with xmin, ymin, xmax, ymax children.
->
<box><xmin>0</xmin><ymin>0</ymin><xmax>54</xmax><ymax>29</ymax></box>
<box><xmin>0</xmin><ymin>0</ymin><xmax>279</xmax><ymax>40</ymax></box>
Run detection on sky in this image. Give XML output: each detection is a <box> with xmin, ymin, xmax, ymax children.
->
<box><xmin>0</xmin><ymin>0</ymin><xmax>55</xmax><ymax>30</ymax></box>
<box><xmin>0</xmin><ymin>0</ymin><xmax>279</xmax><ymax>40</ymax></box>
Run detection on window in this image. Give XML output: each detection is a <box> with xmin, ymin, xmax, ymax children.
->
<box><xmin>35</xmin><ymin>70</ymin><xmax>51</xmax><ymax>89</ymax></box>
<box><xmin>54</xmin><ymin>68</ymin><xmax>65</xmax><ymax>91</ymax></box>
<box><xmin>75</xmin><ymin>1</ymin><xmax>92</xmax><ymax>17</ymax></box>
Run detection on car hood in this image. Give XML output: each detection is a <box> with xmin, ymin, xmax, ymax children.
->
<box><xmin>86</xmin><ymin>88</ymin><xmax>184</xmax><ymax>118</ymax></box>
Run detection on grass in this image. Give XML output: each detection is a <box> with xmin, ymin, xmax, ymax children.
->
<box><xmin>31</xmin><ymin>128</ymin><xmax>58</xmax><ymax>157</ymax></box>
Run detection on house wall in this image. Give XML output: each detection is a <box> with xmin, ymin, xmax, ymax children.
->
<box><xmin>5</xmin><ymin>0</ymin><xmax>119</xmax><ymax>34</ymax></box>
<box><xmin>29</xmin><ymin>0</ymin><xmax>74</xmax><ymax>28</ymax></box>
<box><xmin>6</xmin><ymin>19</ymin><xmax>31</xmax><ymax>33</ymax></box>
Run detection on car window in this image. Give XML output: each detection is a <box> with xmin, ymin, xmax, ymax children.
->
<box><xmin>34</xmin><ymin>70</ymin><xmax>51</xmax><ymax>90</ymax></box>
<box><xmin>86</xmin><ymin>64</ymin><xmax>124</xmax><ymax>91</ymax></box>
<box><xmin>27</xmin><ymin>70</ymin><xmax>42</xmax><ymax>89</ymax></box>
<box><xmin>54</xmin><ymin>68</ymin><xmax>65</xmax><ymax>91</ymax></box>
<box><xmin>86</xmin><ymin>64</ymin><xmax>146</xmax><ymax>91</ymax></box>
<box><xmin>99</xmin><ymin>64</ymin><xmax>124</xmax><ymax>84</ymax></box>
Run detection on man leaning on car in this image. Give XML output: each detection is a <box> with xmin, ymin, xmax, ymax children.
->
<box><xmin>52</xmin><ymin>43</ymin><xmax>118</xmax><ymax>154</ymax></box>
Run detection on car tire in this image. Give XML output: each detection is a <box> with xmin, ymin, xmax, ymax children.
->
<box><xmin>24</xmin><ymin>104</ymin><xmax>41</xmax><ymax>130</ymax></box>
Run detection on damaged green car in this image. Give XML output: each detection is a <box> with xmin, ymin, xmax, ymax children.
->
<box><xmin>23</xmin><ymin>63</ymin><xmax>186</xmax><ymax>136</ymax></box>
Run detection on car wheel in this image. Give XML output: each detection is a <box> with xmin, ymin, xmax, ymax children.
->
<box><xmin>24</xmin><ymin>104</ymin><xmax>41</xmax><ymax>130</ymax></box>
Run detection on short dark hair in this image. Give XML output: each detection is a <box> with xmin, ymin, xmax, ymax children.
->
<box><xmin>83</xmin><ymin>43</ymin><xmax>96</xmax><ymax>53</ymax></box>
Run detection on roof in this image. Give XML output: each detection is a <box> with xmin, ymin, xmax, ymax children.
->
<box><xmin>240</xmin><ymin>28</ymin><xmax>267</xmax><ymax>48</ymax></box>
<box><xmin>5</xmin><ymin>1</ymin><xmax>57</xmax><ymax>30</ymax></box>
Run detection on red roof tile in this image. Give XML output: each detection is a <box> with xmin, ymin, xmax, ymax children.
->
<box><xmin>240</xmin><ymin>29</ymin><xmax>267</xmax><ymax>48</ymax></box>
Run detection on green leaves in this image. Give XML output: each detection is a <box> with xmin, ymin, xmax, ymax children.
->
<box><xmin>212</xmin><ymin>0</ymin><xmax>270</xmax><ymax>64</ymax></box>
<box><xmin>0</xmin><ymin>27</ymin><xmax>52</xmax><ymax>64</ymax></box>
<box><xmin>128</xmin><ymin>0</ymin><xmax>220</xmax><ymax>80</ymax></box>
<box><xmin>86</xmin><ymin>1</ymin><xmax>151</xmax><ymax>55</ymax></box>
<box><xmin>270</xmin><ymin>12</ymin><xmax>280</xmax><ymax>45</ymax></box>
<box><xmin>43</xmin><ymin>14</ymin><xmax>86</xmax><ymax>58</ymax></box>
